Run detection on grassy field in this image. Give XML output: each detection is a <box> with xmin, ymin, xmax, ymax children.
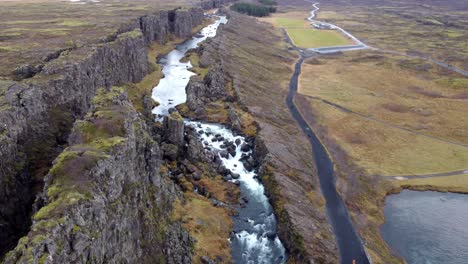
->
<box><xmin>396</xmin><ymin>173</ymin><xmax>468</xmax><ymax>193</ymax></box>
<box><xmin>0</xmin><ymin>0</ymin><xmax>194</xmax><ymax>79</ymax></box>
<box><xmin>299</xmin><ymin>52</ymin><xmax>468</xmax><ymax>146</ymax></box>
<box><xmin>316</xmin><ymin>0</ymin><xmax>468</xmax><ymax>70</ymax></box>
<box><xmin>297</xmin><ymin>53</ymin><xmax>468</xmax><ymax>176</ymax></box>
<box><xmin>296</xmin><ymin>97</ymin><xmax>468</xmax><ymax>176</ymax></box>
<box><xmin>260</xmin><ymin>12</ymin><xmax>354</xmax><ymax>48</ymax></box>
<box><xmin>286</xmin><ymin>28</ymin><xmax>352</xmax><ymax>48</ymax></box>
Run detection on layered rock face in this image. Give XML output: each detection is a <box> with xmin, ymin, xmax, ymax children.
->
<box><xmin>185</xmin><ymin>11</ymin><xmax>338</xmax><ymax>263</ymax></box>
<box><xmin>186</xmin><ymin>67</ymin><xmax>230</xmax><ymax>112</ymax></box>
<box><xmin>4</xmin><ymin>88</ymin><xmax>193</xmax><ymax>263</ymax></box>
<box><xmin>0</xmin><ymin>4</ymin><xmax>212</xmax><ymax>256</ymax></box>
<box><xmin>200</xmin><ymin>0</ymin><xmax>236</xmax><ymax>10</ymax></box>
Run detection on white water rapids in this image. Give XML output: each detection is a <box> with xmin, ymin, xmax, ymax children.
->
<box><xmin>151</xmin><ymin>15</ymin><xmax>286</xmax><ymax>263</ymax></box>
<box><xmin>152</xmin><ymin>16</ymin><xmax>228</xmax><ymax>120</ymax></box>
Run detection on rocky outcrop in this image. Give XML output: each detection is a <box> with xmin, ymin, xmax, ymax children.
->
<box><xmin>186</xmin><ymin>67</ymin><xmax>229</xmax><ymax>111</ymax></box>
<box><xmin>4</xmin><ymin>87</ymin><xmax>193</xmax><ymax>264</ymax></box>
<box><xmin>0</xmin><ymin>6</ymin><xmax>207</xmax><ymax>256</ymax></box>
<box><xmin>183</xmin><ymin>11</ymin><xmax>338</xmax><ymax>263</ymax></box>
<box><xmin>199</xmin><ymin>0</ymin><xmax>237</xmax><ymax>10</ymax></box>
<box><xmin>163</xmin><ymin>111</ymin><xmax>185</xmax><ymax>146</ymax></box>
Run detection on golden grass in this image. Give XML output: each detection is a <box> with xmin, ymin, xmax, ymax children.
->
<box><xmin>299</xmin><ymin>53</ymin><xmax>468</xmax><ymax>145</ymax></box>
<box><xmin>397</xmin><ymin>173</ymin><xmax>468</xmax><ymax>193</ymax></box>
<box><xmin>299</xmin><ymin>98</ymin><xmax>468</xmax><ymax>176</ymax></box>
<box><xmin>171</xmin><ymin>174</ymin><xmax>237</xmax><ymax>263</ymax></box>
<box><xmin>314</xmin><ymin>3</ymin><xmax>468</xmax><ymax>69</ymax></box>
<box><xmin>128</xmin><ymin>35</ymin><xmax>188</xmax><ymax>112</ymax></box>
<box><xmin>188</xmin><ymin>53</ymin><xmax>209</xmax><ymax>78</ymax></box>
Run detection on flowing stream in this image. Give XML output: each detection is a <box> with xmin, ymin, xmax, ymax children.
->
<box><xmin>381</xmin><ymin>190</ymin><xmax>468</xmax><ymax>264</ymax></box>
<box><xmin>152</xmin><ymin>15</ymin><xmax>286</xmax><ymax>263</ymax></box>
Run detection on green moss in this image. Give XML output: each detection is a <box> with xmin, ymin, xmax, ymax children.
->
<box><xmin>38</xmin><ymin>254</ymin><xmax>48</xmax><ymax>264</ymax></box>
<box><xmin>170</xmin><ymin>111</ymin><xmax>183</xmax><ymax>121</ymax></box>
<box><xmin>32</xmin><ymin>218</ymin><xmax>65</xmax><ymax>232</ymax></box>
<box><xmin>118</xmin><ymin>29</ymin><xmax>143</xmax><ymax>40</ymax></box>
<box><xmin>436</xmin><ymin>78</ymin><xmax>468</xmax><ymax>89</ymax></box>
<box><xmin>93</xmin><ymin>86</ymin><xmax>126</xmax><ymax>108</ymax></box>
<box><xmin>71</xmin><ymin>225</ymin><xmax>82</xmax><ymax>234</ymax></box>
<box><xmin>31</xmin><ymin>234</ymin><xmax>47</xmax><ymax>245</ymax></box>
<box><xmin>33</xmin><ymin>191</ymin><xmax>86</xmax><ymax>220</ymax></box>
<box><xmin>57</xmin><ymin>20</ymin><xmax>92</xmax><ymax>27</ymax></box>
<box><xmin>261</xmin><ymin>165</ymin><xmax>308</xmax><ymax>261</ymax></box>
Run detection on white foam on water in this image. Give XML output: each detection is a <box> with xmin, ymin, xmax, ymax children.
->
<box><xmin>152</xmin><ymin>16</ymin><xmax>227</xmax><ymax>120</ymax></box>
<box><xmin>151</xmin><ymin>15</ymin><xmax>285</xmax><ymax>263</ymax></box>
<box><xmin>186</xmin><ymin>121</ymin><xmax>286</xmax><ymax>263</ymax></box>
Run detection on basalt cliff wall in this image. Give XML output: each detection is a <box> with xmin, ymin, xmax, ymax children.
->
<box><xmin>4</xmin><ymin>87</ymin><xmax>193</xmax><ymax>264</ymax></box>
<box><xmin>184</xmin><ymin>11</ymin><xmax>338</xmax><ymax>263</ymax></box>
<box><xmin>0</xmin><ymin>0</ymin><xmax>233</xmax><ymax>257</ymax></box>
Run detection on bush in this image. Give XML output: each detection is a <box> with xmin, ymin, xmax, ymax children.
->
<box><xmin>259</xmin><ymin>0</ymin><xmax>277</xmax><ymax>6</ymax></box>
<box><xmin>230</xmin><ymin>2</ymin><xmax>276</xmax><ymax>17</ymax></box>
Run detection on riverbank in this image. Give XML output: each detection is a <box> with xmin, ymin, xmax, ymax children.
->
<box><xmin>0</xmin><ymin>0</ymin><xmax>237</xmax><ymax>260</ymax></box>
<box><xmin>180</xmin><ymin>11</ymin><xmax>339</xmax><ymax>263</ymax></box>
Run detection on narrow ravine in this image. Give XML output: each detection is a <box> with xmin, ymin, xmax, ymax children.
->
<box><xmin>152</xmin><ymin>14</ymin><xmax>286</xmax><ymax>263</ymax></box>
<box><xmin>286</xmin><ymin>54</ymin><xmax>370</xmax><ymax>264</ymax></box>
<box><xmin>186</xmin><ymin>122</ymin><xmax>286</xmax><ymax>263</ymax></box>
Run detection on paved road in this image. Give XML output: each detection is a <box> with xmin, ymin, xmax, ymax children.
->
<box><xmin>305</xmin><ymin>2</ymin><xmax>369</xmax><ymax>54</ymax></box>
<box><xmin>282</xmin><ymin>28</ymin><xmax>371</xmax><ymax>264</ymax></box>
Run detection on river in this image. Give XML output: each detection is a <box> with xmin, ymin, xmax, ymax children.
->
<box><xmin>381</xmin><ymin>190</ymin><xmax>468</xmax><ymax>264</ymax></box>
<box><xmin>151</xmin><ymin>14</ymin><xmax>286</xmax><ymax>263</ymax></box>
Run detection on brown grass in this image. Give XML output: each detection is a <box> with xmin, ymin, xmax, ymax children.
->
<box><xmin>0</xmin><ymin>0</ymin><xmax>194</xmax><ymax>78</ymax></box>
<box><xmin>171</xmin><ymin>174</ymin><xmax>238</xmax><ymax>263</ymax></box>
<box><xmin>296</xmin><ymin>97</ymin><xmax>468</xmax><ymax>176</ymax></box>
<box><xmin>299</xmin><ymin>52</ymin><xmax>468</xmax><ymax>145</ymax></box>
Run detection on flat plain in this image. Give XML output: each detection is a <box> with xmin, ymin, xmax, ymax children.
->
<box><xmin>260</xmin><ymin>11</ymin><xmax>353</xmax><ymax>48</ymax></box>
<box><xmin>0</xmin><ymin>0</ymin><xmax>195</xmax><ymax>78</ymax></box>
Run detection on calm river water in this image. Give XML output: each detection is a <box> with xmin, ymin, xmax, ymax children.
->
<box><xmin>381</xmin><ymin>190</ymin><xmax>468</xmax><ymax>264</ymax></box>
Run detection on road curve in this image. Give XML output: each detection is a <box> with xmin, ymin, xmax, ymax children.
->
<box><xmin>305</xmin><ymin>1</ymin><xmax>468</xmax><ymax>76</ymax></box>
<box><xmin>305</xmin><ymin>2</ymin><xmax>369</xmax><ymax>53</ymax></box>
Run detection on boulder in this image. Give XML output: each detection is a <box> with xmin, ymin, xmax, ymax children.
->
<box><xmin>164</xmin><ymin>112</ymin><xmax>184</xmax><ymax>145</ymax></box>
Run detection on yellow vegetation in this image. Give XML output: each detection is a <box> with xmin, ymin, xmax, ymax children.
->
<box><xmin>171</xmin><ymin>174</ymin><xmax>237</xmax><ymax>263</ymax></box>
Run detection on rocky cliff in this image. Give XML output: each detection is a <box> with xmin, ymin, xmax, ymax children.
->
<box><xmin>0</xmin><ymin>0</ymin><xmax>229</xmax><ymax>257</ymax></box>
<box><xmin>184</xmin><ymin>11</ymin><xmax>338</xmax><ymax>263</ymax></box>
<box><xmin>3</xmin><ymin>87</ymin><xmax>193</xmax><ymax>264</ymax></box>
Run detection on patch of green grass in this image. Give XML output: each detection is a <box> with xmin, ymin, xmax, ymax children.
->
<box><xmin>437</xmin><ymin>78</ymin><xmax>468</xmax><ymax>89</ymax></box>
<box><xmin>118</xmin><ymin>29</ymin><xmax>143</xmax><ymax>40</ymax></box>
<box><xmin>0</xmin><ymin>45</ymin><xmax>19</xmax><ymax>52</ymax></box>
<box><xmin>286</xmin><ymin>28</ymin><xmax>353</xmax><ymax>48</ymax></box>
<box><xmin>275</xmin><ymin>17</ymin><xmax>308</xmax><ymax>28</ymax></box>
<box><xmin>33</xmin><ymin>191</ymin><xmax>87</xmax><ymax>220</ymax></box>
<box><xmin>56</xmin><ymin>20</ymin><xmax>92</xmax><ymax>27</ymax></box>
